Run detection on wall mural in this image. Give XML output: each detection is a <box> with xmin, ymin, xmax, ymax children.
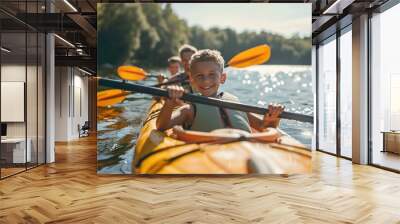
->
<box><xmin>97</xmin><ymin>3</ymin><xmax>313</xmax><ymax>175</ymax></box>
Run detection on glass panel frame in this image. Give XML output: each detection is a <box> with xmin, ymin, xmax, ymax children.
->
<box><xmin>370</xmin><ymin>3</ymin><xmax>400</xmax><ymax>172</ymax></box>
<box><xmin>0</xmin><ymin>1</ymin><xmax>47</xmax><ymax>179</ymax></box>
<box><xmin>317</xmin><ymin>35</ymin><xmax>337</xmax><ymax>155</ymax></box>
<box><xmin>339</xmin><ymin>26</ymin><xmax>353</xmax><ymax>159</ymax></box>
<box><xmin>0</xmin><ymin>21</ymin><xmax>28</xmax><ymax>178</ymax></box>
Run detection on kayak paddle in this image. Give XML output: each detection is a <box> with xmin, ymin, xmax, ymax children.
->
<box><xmin>227</xmin><ymin>44</ymin><xmax>271</xmax><ymax>68</ymax></box>
<box><xmin>101</xmin><ymin>44</ymin><xmax>272</xmax><ymax>105</ymax></box>
<box><xmin>153</xmin><ymin>44</ymin><xmax>271</xmax><ymax>87</ymax></box>
<box><xmin>97</xmin><ymin>89</ymin><xmax>130</xmax><ymax>107</ymax></box>
<box><xmin>98</xmin><ymin>78</ymin><xmax>313</xmax><ymax>123</ymax></box>
<box><xmin>98</xmin><ymin>66</ymin><xmax>163</xmax><ymax>106</ymax></box>
<box><xmin>117</xmin><ymin>65</ymin><xmax>159</xmax><ymax>81</ymax></box>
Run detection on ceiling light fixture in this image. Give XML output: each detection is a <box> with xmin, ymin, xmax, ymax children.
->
<box><xmin>63</xmin><ymin>0</ymin><xmax>78</xmax><ymax>12</ymax></box>
<box><xmin>76</xmin><ymin>48</ymin><xmax>87</xmax><ymax>56</ymax></box>
<box><xmin>1</xmin><ymin>47</ymin><xmax>11</xmax><ymax>53</ymax></box>
<box><xmin>54</xmin><ymin>34</ymin><xmax>75</xmax><ymax>48</ymax></box>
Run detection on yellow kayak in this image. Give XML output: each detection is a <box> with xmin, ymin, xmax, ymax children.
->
<box><xmin>133</xmin><ymin>99</ymin><xmax>312</xmax><ymax>174</ymax></box>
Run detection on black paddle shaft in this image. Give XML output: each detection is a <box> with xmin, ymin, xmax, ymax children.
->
<box><xmin>152</xmin><ymin>78</ymin><xmax>188</xmax><ymax>87</ymax></box>
<box><xmin>99</xmin><ymin>78</ymin><xmax>314</xmax><ymax>123</ymax></box>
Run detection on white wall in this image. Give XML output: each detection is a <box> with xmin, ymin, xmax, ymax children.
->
<box><xmin>1</xmin><ymin>65</ymin><xmax>27</xmax><ymax>138</ymax></box>
<box><xmin>1</xmin><ymin>82</ymin><xmax>25</xmax><ymax>122</ymax></box>
<box><xmin>72</xmin><ymin>72</ymin><xmax>89</xmax><ymax>138</ymax></box>
<box><xmin>55</xmin><ymin>67</ymin><xmax>69</xmax><ymax>141</ymax></box>
<box><xmin>54</xmin><ymin>67</ymin><xmax>89</xmax><ymax>141</ymax></box>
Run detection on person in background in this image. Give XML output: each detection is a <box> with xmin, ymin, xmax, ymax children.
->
<box><xmin>162</xmin><ymin>44</ymin><xmax>198</xmax><ymax>93</ymax></box>
<box><xmin>167</xmin><ymin>56</ymin><xmax>181</xmax><ymax>76</ymax></box>
<box><xmin>157</xmin><ymin>56</ymin><xmax>182</xmax><ymax>84</ymax></box>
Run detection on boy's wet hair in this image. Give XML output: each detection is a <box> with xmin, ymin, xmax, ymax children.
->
<box><xmin>179</xmin><ymin>44</ymin><xmax>198</xmax><ymax>57</ymax></box>
<box><xmin>189</xmin><ymin>49</ymin><xmax>225</xmax><ymax>73</ymax></box>
<box><xmin>167</xmin><ymin>56</ymin><xmax>181</xmax><ymax>65</ymax></box>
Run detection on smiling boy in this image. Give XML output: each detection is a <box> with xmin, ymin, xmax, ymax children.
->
<box><xmin>156</xmin><ymin>49</ymin><xmax>284</xmax><ymax>132</ymax></box>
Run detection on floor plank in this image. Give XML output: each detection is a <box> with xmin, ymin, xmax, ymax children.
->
<box><xmin>0</xmin><ymin>136</ymin><xmax>399</xmax><ymax>223</ymax></box>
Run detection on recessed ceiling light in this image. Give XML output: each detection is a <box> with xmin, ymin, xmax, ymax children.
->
<box><xmin>63</xmin><ymin>0</ymin><xmax>78</xmax><ymax>12</ymax></box>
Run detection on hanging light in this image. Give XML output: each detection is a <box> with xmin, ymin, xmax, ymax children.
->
<box><xmin>78</xmin><ymin>67</ymin><xmax>93</xmax><ymax>76</ymax></box>
<box><xmin>1</xmin><ymin>47</ymin><xmax>11</xmax><ymax>53</ymax></box>
<box><xmin>54</xmin><ymin>34</ymin><xmax>75</xmax><ymax>48</ymax></box>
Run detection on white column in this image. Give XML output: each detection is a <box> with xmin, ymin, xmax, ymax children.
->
<box><xmin>45</xmin><ymin>1</ymin><xmax>55</xmax><ymax>163</ymax></box>
<box><xmin>352</xmin><ymin>14</ymin><xmax>369</xmax><ymax>164</ymax></box>
<box><xmin>46</xmin><ymin>33</ymin><xmax>55</xmax><ymax>163</ymax></box>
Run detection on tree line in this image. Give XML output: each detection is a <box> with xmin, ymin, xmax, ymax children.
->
<box><xmin>98</xmin><ymin>3</ymin><xmax>311</xmax><ymax>74</ymax></box>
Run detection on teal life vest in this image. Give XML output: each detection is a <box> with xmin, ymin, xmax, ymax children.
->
<box><xmin>187</xmin><ymin>92</ymin><xmax>252</xmax><ymax>132</ymax></box>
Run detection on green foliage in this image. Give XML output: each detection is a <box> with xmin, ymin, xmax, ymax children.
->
<box><xmin>98</xmin><ymin>3</ymin><xmax>311</xmax><ymax>75</ymax></box>
<box><xmin>134</xmin><ymin>4</ymin><xmax>189</xmax><ymax>68</ymax></box>
<box><xmin>98</xmin><ymin>4</ymin><xmax>148</xmax><ymax>68</ymax></box>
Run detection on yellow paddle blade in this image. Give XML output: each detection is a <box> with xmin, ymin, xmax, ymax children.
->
<box><xmin>97</xmin><ymin>89</ymin><xmax>129</xmax><ymax>107</ymax></box>
<box><xmin>117</xmin><ymin>65</ymin><xmax>148</xmax><ymax>81</ymax></box>
<box><xmin>97</xmin><ymin>89</ymin><xmax>127</xmax><ymax>100</ymax></box>
<box><xmin>227</xmin><ymin>44</ymin><xmax>271</xmax><ymax>68</ymax></box>
<box><xmin>97</xmin><ymin>96</ymin><xmax>126</xmax><ymax>107</ymax></box>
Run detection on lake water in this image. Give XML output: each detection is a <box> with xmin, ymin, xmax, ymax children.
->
<box><xmin>97</xmin><ymin>65</ymin><xmax>314</xmax><ymax>174</ymax></box>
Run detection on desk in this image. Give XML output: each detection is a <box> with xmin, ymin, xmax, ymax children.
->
<box><xmin>381</xmin><ymin>131</ymin><xmax>400</xmax><ymax>154</ymax></box>
<box><xmin>1</xmin><ymin>138</ymin><xmax>31</xmax><ymax>163</ymax></box>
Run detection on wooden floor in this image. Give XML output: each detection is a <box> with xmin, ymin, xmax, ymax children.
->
<box><xmin>1</xmin><ymin>136</ymin><xmax>400</xmax><ymax>223</ymax></box>
<box><xmin>1</xmin><ymin>163</ymin><xmax>44</xmax><ymax>178</ymax></box>
<box><xmin>1</xmin><ymin>167</ymin><xmax>26</xmax><ymax>178</ymax></box>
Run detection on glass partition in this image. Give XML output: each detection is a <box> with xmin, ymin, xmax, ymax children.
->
<box><xmin>317</xmin><ymin>36</ymin><xmax>337</xmax><ymax>154</ymax></box>
<box><xmin>1</xmin><ymin>30</ymin><xmax>28</xmax><ymax>177</ymax></box>
<box><xmin>339</xmin><ymin>28</ymin><xmax>352</xmax><ymax>158</ymax></box>
<box><xmin>0</xmin><ymin>1</ymin><xmax>46</xmax><ymax>179</ymax></box>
